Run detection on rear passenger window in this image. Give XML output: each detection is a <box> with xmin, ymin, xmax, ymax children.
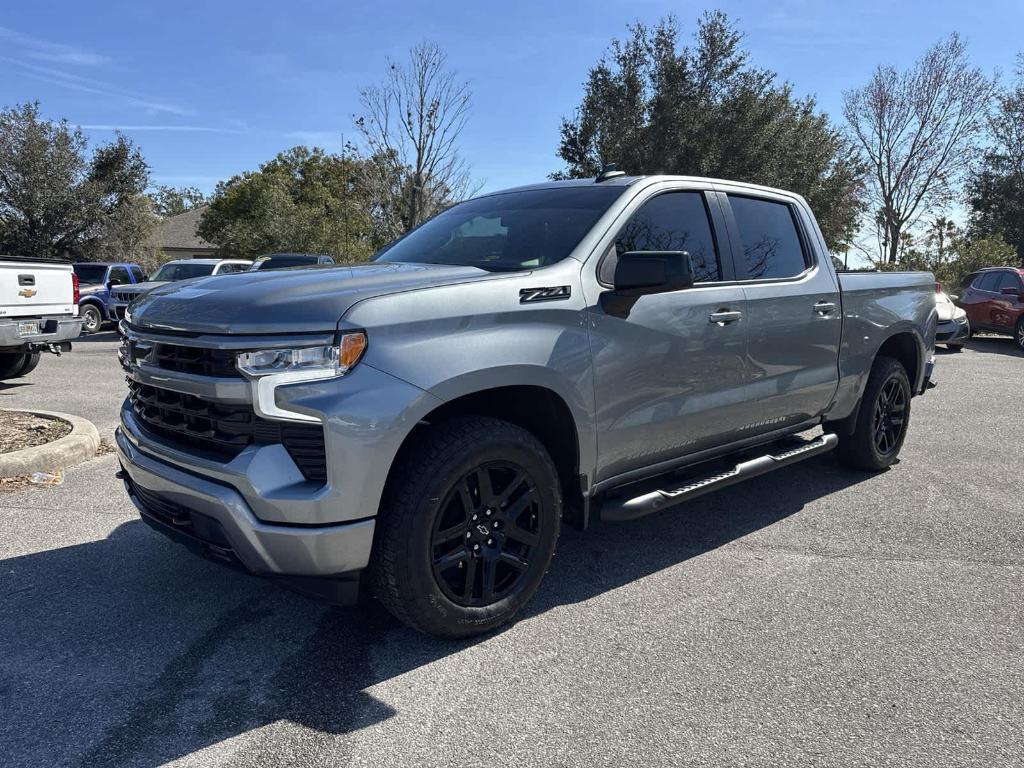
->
<box><xmin>728</xmin><ymin>196</ymin><xmax>809</xmax><ymax>280</ymax></box>
<box><xmin>997</xmin><ymin>272</ymin><xmax>1021</xmax><ymax>292</ymax></box>
<box><xmin>605</xmin><ymin>192</ymin><xmax>720</xmax><ymax>283</ymax></box>
<box><xmin>129</xmin><ymin>266</ymin><xmax>145</xmax><ymax>282</ymax></box>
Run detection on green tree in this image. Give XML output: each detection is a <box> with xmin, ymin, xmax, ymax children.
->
<box><xmin>149</xmin><ymin>185</ymin><xmax>208</xmax><ymax>218</ymax></box>
<box><xmin>0</xmin><ymin>102</ymin><xmax>156</xmax><ymax>261</ymax></box>
<box><xmin>197</xmin><ymin>146</ymin><xmax>379</xmax><ymax>262</ymax></box>
<box><xmin>968</xmin><ymin>55</ymin><xmax>1024</xmax><ymax>263</ymax></box>
<box><xmin>555</xmin><ymin>12</ymin><xmax>865</xmax><ymax>250</ymax></box>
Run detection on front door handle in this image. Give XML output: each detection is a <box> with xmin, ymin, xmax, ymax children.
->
<box><xmin>814</xmin><ymin>301</ymin><xmax>837</xmax><ymax>316</ymax></box>
<box><xmin>709</xmin><ymin>310</ymin><xmax>742</xmax><ymax>325</ymax></box>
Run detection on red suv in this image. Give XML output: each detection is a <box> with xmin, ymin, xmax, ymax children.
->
<box><xmin>958</xmin><ymin>267</ymin><xmax>1024</xmax><ymax>350</ymax></box>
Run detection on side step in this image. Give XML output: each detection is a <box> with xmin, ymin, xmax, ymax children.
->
<box><xmin>599</xmin><ymin>432</ymin><xmax>838</xmax><ymax>522</ymax></box>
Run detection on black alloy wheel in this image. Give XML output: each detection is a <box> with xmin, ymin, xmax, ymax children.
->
<box><xmin>430</xmin><ymin>462</ymin><xmax>541</xmax><ymax>607</ymax></box>
<box><xmin>873</xmin><ymin>376</ymin><xmax>908</xmax><ymax>456</ymax></box>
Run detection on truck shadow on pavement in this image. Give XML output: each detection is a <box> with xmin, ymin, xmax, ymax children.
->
<box><xmin>1</xmin><ymin>455</ymin><xmax>875</xmax><ymax>767</ymax></box>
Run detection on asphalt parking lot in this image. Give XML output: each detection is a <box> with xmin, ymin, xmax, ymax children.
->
<box><xmin>1</xmin><ymin>333</ymin><xmax>1022</xmax><ymax>767</ymax></box>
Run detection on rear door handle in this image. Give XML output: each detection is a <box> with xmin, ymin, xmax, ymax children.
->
<box><xmin>814</xmin><ymin>301</ymin><xmax>837</xmax><ymax>316</ymax></box>
<box><xmin>709</xmin><ymin>310</ymin><xmax>742</xmax><ymax>325</ymax></box>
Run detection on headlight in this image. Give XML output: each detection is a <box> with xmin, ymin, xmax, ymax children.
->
<box><xmin>236</xmin><ymin>332</ymin><xmax>367</xmax><ymax>423</ymax></box>
<box><xmin>236</xmin><ymin>333</ymin><xmax>367</xmax><ymax>378</ymax></box>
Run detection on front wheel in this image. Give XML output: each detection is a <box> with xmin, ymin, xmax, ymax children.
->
<box><xmin>835</xmin><ymin>355</ymin><xmax>912</xmax><ymax>472</ymax></box>
<box><xmin>80</xmin><ymin>304</ymin><xmax>103</xmax><ymax>334</ymax></box>
<box><xmin>369</xmin><ymin>417</ymin><xmax>561</xmax><ymax>638</ymax></box>
<box><xmin>1016</xmin><ymin>318</ymin><xmax>1024</xmax><ymax>352</ymax></box>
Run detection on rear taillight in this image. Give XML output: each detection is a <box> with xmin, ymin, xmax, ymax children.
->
<box><xmin>935</xmin><ymin>282</ymin><xmax>943</xmax><ymax>294</ymax></box>
<box><xmin>72</xmin><ymin>272</ymin><xmax>80</xmax><ymax>304</ymax></box>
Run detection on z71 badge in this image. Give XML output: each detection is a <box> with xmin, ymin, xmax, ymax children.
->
<box><xmin>519</xmin><ymin>286</ymin><xmax>571</xmax><ymax>303</ymax></box>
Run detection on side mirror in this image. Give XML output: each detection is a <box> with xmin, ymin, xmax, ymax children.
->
<box><xmin>105</xmin><ymin>281</ymin><xmax>113</xmax><ymax>291</ymax></box>
<box><xmin>614</xmin><ymin>251</ymin><xmax>694</xmax><ymax>296</ymax></box>
<box><xmin>949</xmin><ymin>294</ymin><xmax>959</xmax><ymax>302</ymax></box>
<box><xmin>1000</xmin><ymin>286</ymin><xmax>1023</xmax><ymax>296</ymax></box>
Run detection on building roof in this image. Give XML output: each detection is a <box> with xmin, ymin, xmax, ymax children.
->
<box><xmin>157</xmin><ymin>206</ymin><xmax>217</xmax><ymax>251</ymax></box>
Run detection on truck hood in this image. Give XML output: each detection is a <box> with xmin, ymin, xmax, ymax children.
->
<box><xmin>114</xmin><ymin>281</ymin><xmax>167</xmax><ymax>295</ymax></box>
<box><xmin>127</xmin><ymin>262</ymin><xmax>492</xmax><ymax>334</ymax></box>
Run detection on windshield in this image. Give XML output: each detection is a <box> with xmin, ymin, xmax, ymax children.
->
<box><xmin>73</xmin><ymin>264</ymin><xmax>108</xmax><ymax>284</ymax></box>
<box><xmin>375</xmin><ymin>186</ymin><xmax>623</xmax><ymax>271</ymax></box>
<box><xmin>253</xmin><ymin>255</ymin><xmax>322</xmax><ymax>270</ymax></box>
<box><xmin>151</xmin><ymin>262</ymin><xmax>216</xmax><ymax>281</ymax></box>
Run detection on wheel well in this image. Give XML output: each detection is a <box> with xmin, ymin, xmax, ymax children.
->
<box><xmin>876</xmin><ymin>333</ymin><xmax>920</xmax><ymax>386</ymax></box>
<box><xmin>393</xmin><ymin>386</ymin><xmax>584</xmax><ymax>527</ymax></box>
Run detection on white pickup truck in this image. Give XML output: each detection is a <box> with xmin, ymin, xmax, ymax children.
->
<box><xmin>0</xmin><ymin>256</ymin><xmax>82</xmax><ymax>380</ymax></box>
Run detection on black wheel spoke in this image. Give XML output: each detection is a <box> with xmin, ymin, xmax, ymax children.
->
<box><xmin>435</xmin><ymin>522</ymin><xmax>467</xmax><ymax>545</ymax></box>
<box><xmin>499</xmin><ymin>551</ymin><xmax>529</xmax><ymax>572</ymax></box>
<box><xmin>474</xmin><ymin>468</ymin><xmax>496</xmax><ymax>507</ymax></box>
<box><xmin>481</xmin><ymin>557</ymin><xmax>497</xmax><ymax>601</ymax></box>
<box><xmin>505</xmin><ymin>521</ymin><xmax>540</xmax><ymax>548</ymax></box>
<box><xmin>434</xmin><ymin>548</ymin><xmax>467</xmax><ymax>572</ymax></box>
<box><xmin>462</xmin><ymin>555</ymin><xmax>478</xmax><ymax>599</ymax></box>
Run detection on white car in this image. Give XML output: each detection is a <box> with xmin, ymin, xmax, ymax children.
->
<box><xmin>936</xmin><ymin>286</ymin><xmax>969</xmax><ymax>351</ymax></box>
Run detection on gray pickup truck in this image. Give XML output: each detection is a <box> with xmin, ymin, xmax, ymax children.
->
<box><xmin>114</xmin><ymin>174</ymin><xmax>937</xmax><ymax>637</ymax></box>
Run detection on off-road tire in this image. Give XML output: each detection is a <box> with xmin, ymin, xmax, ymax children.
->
<box><xmin>368</xmin><ymin>416</ymin><xmax>561</xmax><ymax>638</ymax></box>
<box><xmin>835</xmin><ymin>355</ymin><xmax>912</xmax><ymax>472</ymax></box>
<box><xmin>0</xmin><ymin>352</ymin><xmax>28</xmax><ymax>380</ymax></box>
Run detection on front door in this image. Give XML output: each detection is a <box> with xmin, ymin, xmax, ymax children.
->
<box><xmin>716</xmin><ymin>188</ymin><xmax>842</xmax><ymax>431</ymax></box>
<box><xmin>585</xmin><ymin>187</ymin><xmax>750</xmax><ymax>483</ymax></box>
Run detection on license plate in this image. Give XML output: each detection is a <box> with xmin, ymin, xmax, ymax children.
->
<box><xmin>17</xmin><ymin>320</ymin><xmax>41</xmax><ymax>336</ymax></box>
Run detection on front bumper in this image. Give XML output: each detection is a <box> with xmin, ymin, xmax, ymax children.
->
<box><xmin>936</xmin><ymin>318</ymin><xmax>969</xmax><ymax>345</ymax></box>
<box><xmin>115</xmin><ymin>426</ymin><xmax>375</xmax><ymax>584</ymax></box>
<box><xmin>0</xmin><ymin>315</ymin><xmax>82</xmax><ymax>349</ymax></box>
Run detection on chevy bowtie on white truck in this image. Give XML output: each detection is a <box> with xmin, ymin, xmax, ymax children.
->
<box><xmin>1</xmin><ymin>256</ymin><xmax>82</xmax><ymax>380</ymax></box>
<box><xmin>115</xmin><ymin>174</ymin><xmax>937</xmax><ymax>638</ymax></box>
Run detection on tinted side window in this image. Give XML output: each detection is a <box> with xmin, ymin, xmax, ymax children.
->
<box><xmin>108</xmin><ymin>266</ymin><xmax>130</xmax><ymax>285</ymax></box>
<box><xmin>997</xmin><ymin>272</ymin><xmax>1021</xmax><ymax>292</ymax></box>
<box><xmin>975</xmin><ymin>272</ymin><xmax>1000</xmax><ymax>291</ymax></box>
<box><xmin>728</xmin><ymin>196</ymin><xmax>808</xmax><ymax>280</ymax></box>
<box><xmin>606</xmin><ymin>192</ymin><xmax>719</xmax><ymax>283</ymax></box>
<box><xmin>129</xmin><ymin>266</ymin><xmax>145</xmax><ymax>282</ymax></box>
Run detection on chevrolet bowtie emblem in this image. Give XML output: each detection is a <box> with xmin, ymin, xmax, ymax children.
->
<box><xmin>18</xmin><ymin>288</ymin><xmax>37</xmax><ymax>298</ymax></box>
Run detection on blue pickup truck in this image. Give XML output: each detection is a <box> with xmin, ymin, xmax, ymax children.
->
<box><xmin>72</xmin><ymin>262</ymin><xmax>146</xmax><ymax>333</ymax></box>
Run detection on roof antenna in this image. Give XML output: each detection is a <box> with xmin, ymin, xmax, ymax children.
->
<box><xmin>596</xmin><ymin>163</ymin><xmax>626</xmax><ymax>182</ymax></box>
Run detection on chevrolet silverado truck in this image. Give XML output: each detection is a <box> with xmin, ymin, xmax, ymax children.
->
<box><xmin>1</xmin><ymin>255</ymin><xmax>82</xmax><ymax>380</ymax></box>
<box><xmin>114</xmin><ymin>174</ymin><xmax>937</xmax><ymax>638</ymax></box>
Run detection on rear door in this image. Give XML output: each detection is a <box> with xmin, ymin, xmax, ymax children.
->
<box><xmin>717</xmin><ymin>188</ymin><xmax>842</xmax><ymax>432</ymax></box>
<box><xmin>992</xmin><ymin>271</ymin><xmax>1023</xmax><ymax>329</ymax></box>
<box><xmin>585</xmin><ymin>184</ymin><xmax>751</xmax><ymax>482</ymax></box>
<box><xmin>0</xmin><ymin>260</ymin><xmax>75</xmax><ymax>319</ymax></box>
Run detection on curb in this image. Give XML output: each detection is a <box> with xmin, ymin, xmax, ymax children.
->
<box><xmin>0</xmin><ymin>409</ymin><xmax>101</xmax><ymax>478</ymax></box>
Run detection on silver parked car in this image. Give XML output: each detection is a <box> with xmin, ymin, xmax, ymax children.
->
<box><xmin>936</xmin><ymin>285</ymin><xmax>969</xmax><ymax>351</ymax></box>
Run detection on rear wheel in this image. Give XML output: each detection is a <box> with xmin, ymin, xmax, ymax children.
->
<box><xmin>0</xmin><ymin>352</ymin><xmax>28</xmax><ymax>380</ymax></box>
<box><xmin>835</xmin><ymin>355</ymin><xmax>912</xmax><ymax>471</ymax></box>
<box><xmin>1016</xmin><ymin>318</ymin><xmax>1024</xmax><ymax>351</ymax></box>
<box><xmin>369</xmin><ymin>417</ymin><xmax>561</xmax><ymax>638</ymax></box>
<box><xmin>16</xmin><ymin>351</ymin><xmax>41</xmax><ymax>376</ymax></box>
<box><xmin>80</xmin><ymin>304</ymin><xmax>103</xmax><ymax>334</ymax></box>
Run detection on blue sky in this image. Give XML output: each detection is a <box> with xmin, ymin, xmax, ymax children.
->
<box><xmin>2</xmin><ymin>0</ymin><xmax>1022</xmax><ymax>196</ymax></box>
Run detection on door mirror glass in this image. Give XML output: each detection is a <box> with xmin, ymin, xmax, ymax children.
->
<box><xmin>614</xmin><ymin>251</ymin><xmax>694</xmax><ymax>295</ymax></box>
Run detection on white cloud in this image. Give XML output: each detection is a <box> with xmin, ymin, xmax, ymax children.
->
<box><xmin>0</xmin><ymin>26</ymin><xmax>109</xmax><ymax>66</ymax></box>
<box><xmin>1</xmin><ymin>57</ymin><xmax>194</xmax><ymax>117</ymax></box>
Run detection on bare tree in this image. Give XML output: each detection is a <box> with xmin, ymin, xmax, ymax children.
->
<box><xmin>356</xmin><ymin>42</ymin><xmax>474</xmax><ymax>238</ymax></box>
<box><xmin>844</xmin><ymin>34</ymin><xmax>993</xmax><ymax>264</ymax></box>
